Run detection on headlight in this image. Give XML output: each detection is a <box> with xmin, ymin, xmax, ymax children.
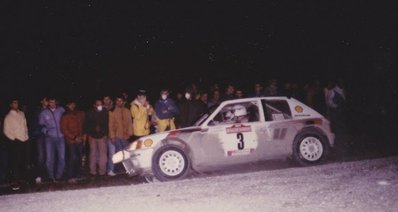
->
<box><xmin>112</xmin><ymin>150</ymin><xmax>130</xmax><ymax>164</ymax></box>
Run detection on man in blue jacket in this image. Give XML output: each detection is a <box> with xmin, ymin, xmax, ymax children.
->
<box><xmin>155</xmin><ymin>88</ymin><xmax>179</xmax><ymax>132</ymax></box>
<box><xmin>39</xmin><ymin>97</ymin><xmax>65</xmax><ymax>182</ymax></box>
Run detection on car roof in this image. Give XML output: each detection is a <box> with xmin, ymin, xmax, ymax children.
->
<box><xmin>220</xmin><ymin>96</ymin><xmax>292</xmax><ymax>104</ymax></box>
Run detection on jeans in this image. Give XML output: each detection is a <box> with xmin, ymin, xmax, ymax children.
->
<box><xmin>107</xmin><ymin>138</ymin><xmax>128</xmax><ymax>172</ymax></box>
<box><xmin>45</xmin><ymin>136</ymin><xmax>65</xmax><ymax>180</ymax></box>
<box><xmin>66</xmin><ymin>143</ymin><xmax>83</xmax><ymax>179</ymax></box>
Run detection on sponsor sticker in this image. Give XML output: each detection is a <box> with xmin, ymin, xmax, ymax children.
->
<box><xmin>227</xmin><ymin>148</ymin><xmax>255</xmax><ymax>156</ymax></box>
<box><xmin>295</xmin><ymin>105</ymin><xmax>304</xmax><ymax>113</ymax></box>
<box><xmin>226</xmin><ymin>124</ymin><xmax>252</xmax><ymax>134</ymax></box>
<box><xmin>294</xmin><ymin>114</ymin><xmax>311</xmax><ymax>117</ymax></box>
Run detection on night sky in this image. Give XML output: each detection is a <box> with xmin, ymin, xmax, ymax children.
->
<box><xmin>1</xmin><ymin>1</ymin><xmax>396</xmax><ymax>108</ymax></box>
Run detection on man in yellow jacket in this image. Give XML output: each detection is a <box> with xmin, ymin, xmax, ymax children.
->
<box><xmin>130</xmin><ymin>90</ymin><xmax>154</xmax><ymax>141</ymax></box>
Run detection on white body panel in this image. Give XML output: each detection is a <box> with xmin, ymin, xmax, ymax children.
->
<box><xmin>113</xmin><ymin>97</ymin><xmax>335</xmax><ymax>178</ymax></box>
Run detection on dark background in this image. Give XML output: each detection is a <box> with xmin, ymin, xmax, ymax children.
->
<box><xmin>0</xmin><ymin>1</ymin><xmax>396</xmax><ymax>115</ymax></box>
<box><xmin>0</xmin><ymin>1</ymin><xmax>398</xmax><ymax>190</ymax></box>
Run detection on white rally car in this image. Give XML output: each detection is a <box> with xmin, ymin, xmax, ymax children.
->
<box><xmin>113</xmin><ymin>97</ymin><xmax>334</xmax><ymax>182</ymax></box>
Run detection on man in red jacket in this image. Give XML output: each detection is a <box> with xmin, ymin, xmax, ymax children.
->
<box><xmin>60</xmin><ymin>100</ymin><xmax>85</xmax><ymax>183</ymax></box>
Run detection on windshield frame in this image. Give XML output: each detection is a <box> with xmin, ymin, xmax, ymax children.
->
<box><xmin>193</xmin><ymin>104</ymin><xmax>219</xmax><ymax>126</ymax></box>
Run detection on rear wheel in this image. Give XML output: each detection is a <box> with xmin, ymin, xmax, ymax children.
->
<box><xmin>152</xmin><ymin>145</ymin><xmax>190</xmax><ymax>182</ymax></box>
<box><xmin>293</xmin><ymin>131</ymin><xmax>329</xmax><ymax>166</ymax></box>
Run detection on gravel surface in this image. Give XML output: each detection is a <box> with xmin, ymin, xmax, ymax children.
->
<box><xmin>1</xmin><ymin>156</ymin><xmax>397</xmax><ymax>212</ymax></box>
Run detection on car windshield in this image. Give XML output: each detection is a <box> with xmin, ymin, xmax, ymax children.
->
<box><xmin>193</xmin><ymin>104</ymin><xmax>219</xmax><ymax>126</ymax></box>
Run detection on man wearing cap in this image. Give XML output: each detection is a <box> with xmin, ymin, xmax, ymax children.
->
<box><xmin>130</xmin><ymin>90</ymin><xmax>154</xmax><ymax>141</ymax></box>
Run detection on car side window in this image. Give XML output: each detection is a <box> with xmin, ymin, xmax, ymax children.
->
<box><xmin>261</xmin><ymin>100</ymin><xmax>292</xmax><ymax>121</ymax></box>
<box><xmin>210</xmin><ymin>101</ymin><xmax>259</xmax><ymax>126</ymax></box>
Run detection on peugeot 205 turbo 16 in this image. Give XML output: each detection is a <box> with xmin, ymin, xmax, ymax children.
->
<box><xmin>112</xmin><ymin>97</ymin><xmax>334</xmax><ymax>182</ymax></box>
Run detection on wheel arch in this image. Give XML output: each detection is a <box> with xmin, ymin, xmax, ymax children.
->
<box><xmin>149</xmin><ymin>138</ymin><xmax>193</xmax><ymax>182</ymax></box>
<box><xmin>294</xmin><ymin>126</ymin><xmax>331</xmax><ymax>149</ymax></box>
<box><xmin>159</xmin><ymin>137</ymin><xmax>192</xmax><ymax>155</ymax></box>
<box><xmin>292</xmin><ymin>126</ymin><xmax>331</xmax><ymax>166</ymax></box>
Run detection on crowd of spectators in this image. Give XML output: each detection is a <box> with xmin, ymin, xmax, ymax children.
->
<box><xmin>0</xmin><ymin>79</ymin><xmax>347</xmax><ymax>190</ymax></box>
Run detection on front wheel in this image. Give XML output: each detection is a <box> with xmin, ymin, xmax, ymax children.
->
<box><xmin>152</xmin><ymin>145</ymin><xmax>190</xmax><ymax>182</ymax></box>
<box><xmin>293</xmin><ymin>131</ymin><xmax>329</xmax><ymax>166</ymax></box>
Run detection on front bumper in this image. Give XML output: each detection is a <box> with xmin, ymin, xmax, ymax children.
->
<box><xmin>112</xmin><ymin>149</ymin><xmax>154</xmax><ymax>176</ymax></box>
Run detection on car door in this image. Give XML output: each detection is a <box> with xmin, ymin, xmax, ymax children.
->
<box><xmin>197</xmin><ymin>100</ymin><xmax>263</xmax><ymax>168</ymax></box>
<box><xmin>257</xmin><ymin>99</ymin><xmax>295</xmax><ymax>159</ymax></box>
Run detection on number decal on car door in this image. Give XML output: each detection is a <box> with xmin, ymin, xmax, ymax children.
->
<box><xmin>218</xmin><ymin>124</ymin><xmax>258</xmax><ymax>156</ymax></box>
<box><xmin>237</xmin><ymin>133</ymin><xmax>244</xmax><ymax>150</ymax></box>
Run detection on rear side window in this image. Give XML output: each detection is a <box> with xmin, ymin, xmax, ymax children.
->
<box><xmin>261</xmin><ymin>100</ymin><xmax>292</xmax><ymax>121</ymax></box>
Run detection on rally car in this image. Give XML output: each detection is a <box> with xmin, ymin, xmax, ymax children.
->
<box><xmin>112</xmin><ymin>97</ymin><xmax>335</xmax><ymax>182</ymax></box>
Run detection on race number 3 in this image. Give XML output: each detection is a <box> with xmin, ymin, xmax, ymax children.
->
<box><xmin>237</xmin><ymin>133</ymin><xmax>245</xmax><ymax>150</ymax></box>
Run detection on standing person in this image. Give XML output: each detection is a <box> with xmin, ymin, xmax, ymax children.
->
<box><xmin>325</xmin><ymin>79</ymin><xmax>348</xmax><ymax>158</ymax></box>
<box><xmin>103</xmin><ymin>95</ymin><xmax>114</xmax><ymax>111</ymax></box>
<box><xmin>306</xmin><ymin>80</ymin><xmax>326</xmax><ymax>115</ymax></box>
<box><xmin>154</xmin><ymin>88</ymin><xmax>179</xmax><ymax>132</ymax></box>
<box><xmin>280</xmin><ymin>82</ymin><xmax>293</xmax><ymax>97</ymax></box>
<box><xmin>60</xmin><ymin>100</ymin><xmax>85</xmax><ymax>183</ymax></box>
<box><xmin>199</xmin><ymin>91</ymin><xmax>209</xmax><ymax>112</ymax></box>
<box><xmin>264</xmin><ymin>79</ymin><xmax>279</xmax><ymax>96</ymax></box>
<box><xmin>130</xmin><ymin>90</ymin><xmax>154</xmax><ymax>140</ymax></box>
<box><xmin>291</xmin><ymin>82</ymin><xmax>305</xmax><ymax>101</ymax></box>
<box><xmin>223</xmin><ymin>84</ymin><xmax>236</xmax><ymax>101</ymax></box>
<box><xmin>175</xmin><ymin>91</ymin><xmax>183</xmax><ymax>103</ymax></box>
<box><xmin>108</xmin><ymin>95</ymin><xmax>133</xmax><ymax>176</ymax></box>
<box><xmin>102</xmin><ymin>94</ymin><xmax>114</xmax><ymax>176</ymax></box>
<box><xmin>249</xmin><ymin>82</ymin><xmax>264</xmax><ymax>97</ymax></box>
<box><xmin>235</xmin><ymin>88</ymin><xmax>244</xmax><ymax>99</ymax></box>
<box><xmin>84</xmin><ymin>99</ymin><xmax>108</xmax><ymax>176</ymax></box>
<box><xmin>39</xmin><ymin>97</ymin><xmax>65</xmax><ymax>182</ymax></box>
<box><xmin>177</xmin><ymin>88</ymin><xmax>205</xmax><ymax>128</ymax></box>
<box><xmin>30</xmin><ymin>97</ymin><xmax>48</xmax><ymax>184</ymax></box>
<box><xmin>3</xmin><ymin>98</ymin><xmax>29</xmax><ymax>190</ymax></box>
<box><xmin>208</xmin><ymin>89</ymin><xmax>221</xmax><ymax>108</ymax></box>
<box><xmin>324</xmin><ymin>81</ymin><xmax>335</xmax><ymax>120</ymax></box>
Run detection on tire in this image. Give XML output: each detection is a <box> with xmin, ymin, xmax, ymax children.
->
<box><xmin>292</xmin><ymin>130</ymin><xmax>329</xmax><ymax>166</ymax></box>
<box><xmin>152</xmin><ymin>145</ymin><xmax>190</xmax><ymax>182</ymax></box>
